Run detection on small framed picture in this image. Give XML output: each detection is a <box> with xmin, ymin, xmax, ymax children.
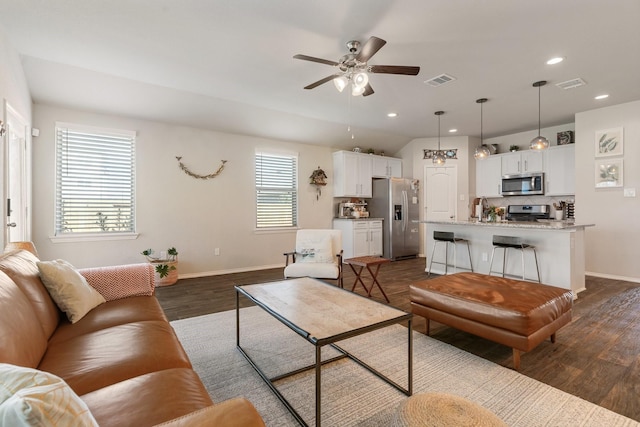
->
<box><xmin>595</xmin><ymin>159</ymin><xmax>623</xmax><ymax>188</ymax></box>
<box><xmin>595</xmin><ymin>127</ymin><xmax>623</xmax><ymax>157</ymax></box>
<box><xmin>557</xmin><ymin>131</ymin><xmax>574</xmax><ymax>145</ymax></box>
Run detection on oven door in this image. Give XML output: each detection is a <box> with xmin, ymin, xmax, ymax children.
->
<box><xmin>501</xmin><ymin>173</ymin><xmax>544</xmax><ymax>196</ymax></box>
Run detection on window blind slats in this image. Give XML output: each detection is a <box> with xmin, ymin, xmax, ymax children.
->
<box><xmin>55</xmin><ymin>125</ymin><xmax>136</xmax><ymax>235</ymax></box>
<box><xmin>255</xmin><ymin>153</ymin><xmax>298</xmax><ymax>228</ymax></box>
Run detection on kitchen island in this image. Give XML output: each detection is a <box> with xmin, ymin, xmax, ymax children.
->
<box><xmin>420</xmin><ymin>220</ymin><xmax>595</xmax><ymax>295</ymax></box>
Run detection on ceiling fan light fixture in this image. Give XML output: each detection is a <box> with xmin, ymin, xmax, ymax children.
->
<box><xmin>333</xmin><ymin>76</ymin><xmax>348</xmax><ymax>92</ymax></box>
<box><xmin>529</xmin><ymin>81</ymin><xmax>550</xmax><ymax>150</ymax></box>
<box><xmin>351</xmin><ymin>85</ymin><xmax>365</xmax><ymax>96</ymax></box>
<box><xmin>353</xmin><ymin>72</ymin><xmax>369</xmax><ymax>88</ymax></box>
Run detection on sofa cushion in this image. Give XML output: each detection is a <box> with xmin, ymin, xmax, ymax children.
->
<box><xmin>0</xmin><ymin>363</ymin><xmax>98</xmax><ymax>426</ymax></box>
<box><xmin>81</xmin><ymin>368</ymin><xmax>212</xmax><ymax>427</ymax></box>
<box><xmin>39</xmin><ymin>320</ymin><xmax>192</xmax><ymax>395</ymax></box>
<box><xmin>37</xmin><ymin>260</ymin><xmax>106</xmax><ymax>324</ymax></box>
<box><xmin>48</xmin><ymin>296</ymin><xmax>167</xmax><ymax>345</ymax></box>
<box><xmin>0</xmin><ymin>250</ymin><xmax>60</xmax><ymax>338</ymax></box>
<box><xmin>0</xmin><ymin>271</ymin><xmax>47</xmax><ymax>367</ymax></box>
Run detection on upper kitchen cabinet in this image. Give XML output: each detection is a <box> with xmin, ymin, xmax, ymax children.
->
<box><xmin>544</xmin><ymin>144</ymin><xmax>575</xmax><ymax>196</ymax></box>
<box><xmin>501</xmin><ymin>150</ymin><xmax>543</xmax><ymax>175</ymax></box>
<box><xmin>333</xmin><ymin>151</ymin><xmax>373</xmax><ymax>198</ymax></box>
<box><xmin>476</xmin><ymin>155</ymin><xmax>503</xmax><ymax>197</ymax></box>
<box><xmin>372</xmin><ymin>156</ymin><xmax>402</xmax><ymax>178</ymax></box>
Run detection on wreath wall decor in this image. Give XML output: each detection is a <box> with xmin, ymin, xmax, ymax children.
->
<box><xmin>175</xmin><ymin>156</ymin><xmax>227</xmax><ymax>180</ymax></box>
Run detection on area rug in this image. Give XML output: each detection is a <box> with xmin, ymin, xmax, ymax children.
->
<box><xmin>171</xmin><ymin>307</ymin><xmax>638</xmax><ymax>426</ymax></box>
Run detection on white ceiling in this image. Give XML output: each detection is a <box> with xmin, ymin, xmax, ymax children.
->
<box><xmin>1</xmin><ymin>0</ymin><xmax>639</xmax><ymax>153</ymax></box>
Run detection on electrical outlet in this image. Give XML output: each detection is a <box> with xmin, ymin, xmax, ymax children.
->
<box><xmin>214</xmin><ymin>248</ymin><xmax>220</xmax><ymax>256</ymax></box>
<box><xmin>481</xmin><ymin>252</ymin><xmax>488</xmax><ymax>262</ymax></box>
<box><xmin>624</xmin><ymin>188</ymin><xmax>636</xmax><ymax>197</ymax></box>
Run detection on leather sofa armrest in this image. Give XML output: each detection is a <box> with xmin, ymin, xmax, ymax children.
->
<box><xmin>153</xmin><ymin>398</ymin><xmax>265</xmax><ymax>427</ymax></box>
<box><xmin>79</xmin><ymin>263</ymin><xmax>155</xmax><ymax>301</ymax></box>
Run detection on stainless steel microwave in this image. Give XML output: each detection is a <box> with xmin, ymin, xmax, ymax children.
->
<box><xmin>501</xmin><ymin>173</ymin><xmax>544</xmax><ymax>196</ymax></box>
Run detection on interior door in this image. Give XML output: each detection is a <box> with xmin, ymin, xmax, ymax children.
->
<box><xmin>424</xmin><ymin>166</ymin><xmax>457</xmax><ymax>221</ymax></box>
<box><xmin>3</xmin><ymin>101</ymin><xmax>30</xmax><ymax>246</ymax></box>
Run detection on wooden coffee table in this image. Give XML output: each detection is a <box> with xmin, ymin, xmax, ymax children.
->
<box><xmin>235</xmin><ymin>277</ymin><xmax>412</xmax><ymax>427</ymax></box>
<box><xmin>343</xmin><ymin>256</ymin><xmax>391</xmax><ymax>302</ymax></box>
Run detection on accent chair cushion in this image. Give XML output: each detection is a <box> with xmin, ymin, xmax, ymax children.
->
<box><xmin>296</xmin><ymin>234</ymin><xmax>333</xmax><ymax>264</ymax></box>
<box><xmin>37</xmin><ymin>260</ymin><xmax>106</xmax><ymax>324</ymax></box>
<box><xmin>284</xmin><ymin>262</ymin><xmax>340</xmax><ymax>280</ymax></box>
<box><xmin>0</xmin><ymin>363</ymin><xmax>98</xmax><ymax>426</ymax></box>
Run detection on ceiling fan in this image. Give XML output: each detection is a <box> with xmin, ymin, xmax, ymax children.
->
<box><xmin>293</xmin><ymin>36</ymin><xmax>420</xmax><ymax>97</ymax></box>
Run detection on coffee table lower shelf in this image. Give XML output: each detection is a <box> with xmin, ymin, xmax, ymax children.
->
<box><xmin>235</xmin><ymin>279</ymin><xmax>413</xmax><ymax>427</ymax></box>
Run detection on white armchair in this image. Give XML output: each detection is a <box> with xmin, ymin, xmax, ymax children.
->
<box><xmin>283</xmin><ymin>229</ymin><xmax>343</xmax><ymax>287</ymax></box>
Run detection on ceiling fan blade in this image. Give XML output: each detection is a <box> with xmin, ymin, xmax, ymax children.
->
<box><xmin>293</xmin><ymin>54</ymin><xmax>339</xmax><ymax>67</ymax></box>
<box><xmin>355</xmin><ymin>36</ymin><xmax>387</xmax><ymax>62</ymax></box>
<box><xmin>304</xmin><ymin>74</ymin><xmax>341</xmax><ymax>90</ymax></box>
<box><xmin>363</xmin><ymin>84</ymin><xmax>375</xmax><ymax>97</ymax></box>
<box><xmin>369</xmin><ymin>65</ymin><xmax>420</xmax><ymax>75</ymax></box>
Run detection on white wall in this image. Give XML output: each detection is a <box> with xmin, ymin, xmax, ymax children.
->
<box><xmin>575</xmin><ymin>100</ymin><xmax>640</xmax><ymax>282</ymax></box>
<box><xmin>31</xmin><ymin>104</ymin><xmax>335</xmax><ymax>276</ymax></box>
<box><xmin>0</xmin><ymin>29</ymin><xmax>32</xmax><ymax>248</ymax></box>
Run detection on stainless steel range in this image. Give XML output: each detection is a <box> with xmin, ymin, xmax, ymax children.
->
<box><xmin>506</xmin><ymin>204</ymin><xmax>550</xmax><ymax>222</ymax></box>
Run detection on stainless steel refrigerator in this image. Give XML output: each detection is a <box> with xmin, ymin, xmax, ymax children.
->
<box><xmin>368</xmin><ymin>178</ymin><xmax>420</xmax><ymax>260</ymax></box>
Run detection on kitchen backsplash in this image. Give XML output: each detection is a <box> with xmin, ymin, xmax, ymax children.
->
<box><xmin>483</xmin><ymin>195</ymin><xmax>575</xmax><ymax>215</ymax></box>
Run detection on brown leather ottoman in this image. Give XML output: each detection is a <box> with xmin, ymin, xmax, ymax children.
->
<box><xmin>410</xmin><ymin>272</ymin><xmax>573</xmax><ymax>370</ymax></box>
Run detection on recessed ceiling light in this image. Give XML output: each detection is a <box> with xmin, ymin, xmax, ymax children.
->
<box><xmin>387</xmin><ymin>112</ymin><xmax>398</xmax><ymax>118</ymax></box>
<box><xmin>448</xmin><ymin>129</ymin><xmax>457</xmax><ymax>133</ymax></box>
<box><xmin>595</xmin><ymin>94</ymin><xmax>609</xmax><ymax>100</ymax></box>
<box><xmin>547</xmin><ymin>57</ymin><xmax>564</xmax><ymax>65</ymax></box>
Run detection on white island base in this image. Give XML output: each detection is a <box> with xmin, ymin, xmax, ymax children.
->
<box><xmin>421</xmin><ymin>221</ymin><xmax>594</xmax><ymax>296</ymax></box>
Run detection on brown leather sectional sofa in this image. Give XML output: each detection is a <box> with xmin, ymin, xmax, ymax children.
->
<box><xmin>0</xmin><ymin>249</ymin><xmax>265</xmax><ymax>426</ymax></box>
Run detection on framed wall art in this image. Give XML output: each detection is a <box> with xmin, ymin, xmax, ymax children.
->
<box><xmin>595</xmin><ymin>158</ymin><xmax>623</xmax><ymax>188</ymax></box>
<box><xmin>595</xmin><ymin>127</ymin><xmax>623</xmax><ymax>157</ymax></box>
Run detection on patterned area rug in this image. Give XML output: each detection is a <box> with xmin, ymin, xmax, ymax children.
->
<box><xmin>171</xmin><ymin>306</ymin><xmax>639</xmax><ymax>426</ymax></box>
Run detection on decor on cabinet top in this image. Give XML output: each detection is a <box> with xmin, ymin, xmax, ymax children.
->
<box><xmin>557</xmin><ymin>131</ymin><xmax>574</xmax><ymax>145</ymax></box>
<box><xmin>175</xmin><ymin>156</ymin><xmax>227</xmax><ymax>180</ymax></box>
<box><xmin>595</xmin><ymin>127</ymin><xmax>623</xmax><ymax>157</ymax></box>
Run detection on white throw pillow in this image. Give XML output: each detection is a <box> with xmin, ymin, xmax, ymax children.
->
<box><xmin>37</xmin><ymin>259</ymin><xmax>106</xmax><ymax>323</ymax></box>
<box><xmin>0</xmin><ymin>363</ymin><xmax>98</xmax><ymax>426</ymax></box>
<box><xmin>296</xmin><ymin>235</ymin><xmax>334</xmax><ymax>263</ymax></box>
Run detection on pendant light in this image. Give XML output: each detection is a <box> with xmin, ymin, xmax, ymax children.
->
<box><xmin>433</xmin><ymin>111</ymin><xmax>446</xmax><ymax>165</ymax></box>
<box><xmin>474</xmin><ymin>98</ymin><xmax>491</xmax><ymax>160</ymax></box>
<box><xmin>529</xmin><ymin>80</ymin><xmax>550</xmax><ymax>150</ymax></box>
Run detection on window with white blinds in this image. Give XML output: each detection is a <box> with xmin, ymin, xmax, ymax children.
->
<box><xmin>55</xmin><ymin>123</ymin><xmax>136</xmax><ymax>236</ymax></box>
<box><xmin>255</xmin><ymin>152</ymin><xmax>298</xmax><ymax>229</ymax></box>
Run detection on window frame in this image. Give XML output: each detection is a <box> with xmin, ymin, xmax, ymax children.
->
<box><xmin>255</xmin><ymin>150</ymin><xmax>299</xmax><ymax>231</ymax></box>
<box><xmin>51</xmin><ymin>122</ymin><xmax>138</xmax><ymax>242</ymax></box>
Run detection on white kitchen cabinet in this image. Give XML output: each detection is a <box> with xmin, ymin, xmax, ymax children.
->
<box><xmin>544</xmin><ymin>144</ymin><xmax>575</xmax><ymax>196</ymax></box>
<box><xmin>475</xmin><ymin>155</ymin><xmax>502</xmax><ymax>197</ymax></box>
<box><xmin>333</xmin><ymin>151</ymin><xmax>373</xmax><ymax>197</ymax></box>
<box><xmin>372</xmin><ymin>155</ymin><xmax>402</xmax><ymax>178</ymax></box>
<box><xmin>501</xmin><ymin>150</ymin><xmax>543</xmax><ymax>175</ymax></box>
<box><xmin>333</xmin><ymin>219</ymin><xmax>383</xmax><ymax>259</ymax></box>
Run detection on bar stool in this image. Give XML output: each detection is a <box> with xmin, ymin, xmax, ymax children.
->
<box><xmin>489</xmin><ymin>235</ymin><xmax>540</xmax><ymax>283</ymax></box>
<box><xmin>428</xmin><ymin>231</ymin><xmax>473</xmax><ymax>277</ymax></box>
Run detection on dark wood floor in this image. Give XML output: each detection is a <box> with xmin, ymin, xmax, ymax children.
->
<box><xmin>156</xmin><ymin>257</ymin><xmax>640</xmax><ymax>422</ymax></box>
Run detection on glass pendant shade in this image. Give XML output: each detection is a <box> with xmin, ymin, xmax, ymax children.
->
<box><xmin>474</xmin><ymin>145</ymin><xmax>491</xmax><ymax>159</ymax></box>
<box><xmin>333</xmin><ymin>76</ymin><xmax>348</xmax><ymax>92</ymax></box>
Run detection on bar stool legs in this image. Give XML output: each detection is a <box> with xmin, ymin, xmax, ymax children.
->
<box><xmin>489</xmin><ymin>235</ymin><xmax>540</xmax><ymax>283</ymax></box>
<box><xmin>428</xmin><ymin>231</ymin><xmax>473</xmax><ymax>277</ymax></box>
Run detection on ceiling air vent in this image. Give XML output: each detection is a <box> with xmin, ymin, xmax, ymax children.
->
<box><xmin>424</xmin><ymin>73</ymin><xmax>456</xmax><ymax>87</ymax></box>
<box><xmin>556</xmin><ymin>78</ymin><xmax>587</xmax><ymax>90</ymax></box>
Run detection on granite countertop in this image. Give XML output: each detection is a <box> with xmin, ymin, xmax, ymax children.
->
<box><xmin>334</xmin><ymin>217</ymin><xmax>384</xmax><ymax>221</ymax></box>
<box><xmin>417</xmin><ymin>219</ymin><xmax>594</xmax><ymax>230</ymax></box>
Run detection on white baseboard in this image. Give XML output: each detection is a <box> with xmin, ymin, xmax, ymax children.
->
<box><xmin>586</xmin><ymin>271</ymin><xmax>640</xmax><ymax>284</ymax></box>
<box><xmin>177</xmin><ymin>263</ymin><xmax>283</xmax><ymax>280</ymax></box>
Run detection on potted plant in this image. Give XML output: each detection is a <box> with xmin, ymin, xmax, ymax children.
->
<box><xmin>141</xmin><ymin>247</ymin><xmax>179</xmax><ymax>286</ymax></box>
<box><xmin>509</xmin><ymin>145</ymin><xmax>520</xmax><ymax>152</ymax></box>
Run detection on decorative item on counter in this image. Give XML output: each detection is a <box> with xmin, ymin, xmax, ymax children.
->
<box><xmin>487</xmin><ymin>206</ymin><xmax>504</xmax><ymax>222</ymax></box>
<box><xmin>553</xmin><ymin>201</ymin><xmax>566</xmax><ymax>220</ymax></box>
<box><xmin>309</xmin><ymin>166</ymin><xmax>328</xmax><ymax>200</ymax></box>
<box><xmin>557</xmin><ymin>131</ymin><xmax>574</xmax><ymax>145</ymax></box>
<box><xmin>509</xmin><ymin>145</ymin><xmax>520</xmax><ymax>152</ymax></box>
<box><xmin>175</xmin><ymin>156</ymin><xmax>227</xmax><ymax>180</ymax></box>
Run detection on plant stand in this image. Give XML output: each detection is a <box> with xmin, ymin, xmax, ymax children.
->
<box><xmin>152</xmin><ymin>261</ymin><xmax>179</xmax><ymax>286</ymax></box>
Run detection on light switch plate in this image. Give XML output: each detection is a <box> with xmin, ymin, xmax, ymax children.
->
<box><xmin>623</xmin><ymin>188</ymin><xmax>636</xmax><ymax>197</ymax></box>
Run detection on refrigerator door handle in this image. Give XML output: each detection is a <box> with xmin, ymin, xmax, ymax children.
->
<box><xmin>402</xmin><ymin>190</ymin><xmax>408</xmax><ymax>232</ymax></box>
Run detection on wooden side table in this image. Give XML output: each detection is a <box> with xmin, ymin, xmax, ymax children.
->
<box><xmin>343</xmin><ymin>256</ymin><xmax>391</xmax><ymax>302</ymax></box>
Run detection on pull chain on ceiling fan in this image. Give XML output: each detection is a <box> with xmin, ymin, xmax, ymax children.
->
<box><xmin>293</xmin><ymin>36</ymin><xmax>420</xmax><ymax>97</ymax></box>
